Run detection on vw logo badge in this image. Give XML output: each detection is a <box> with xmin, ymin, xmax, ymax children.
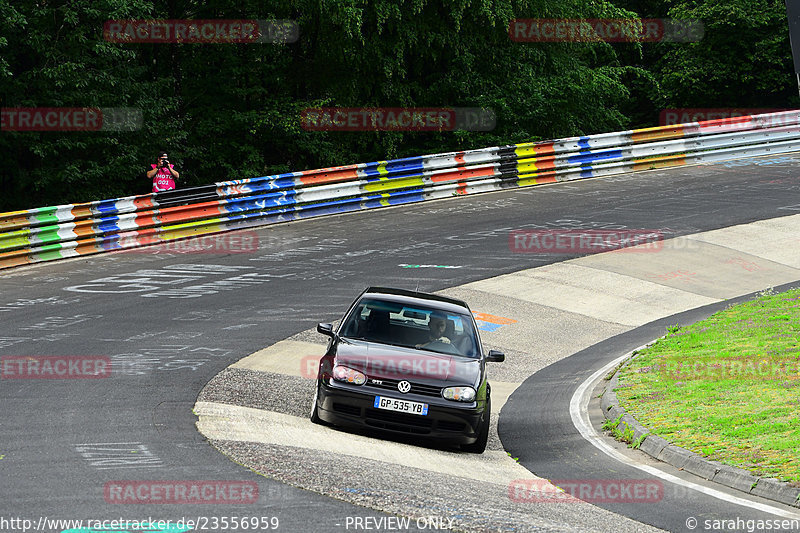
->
<box><xmin>397</xmin><ymin>380</ymin><xmax>411</xmax><ymax>393</ymax></box>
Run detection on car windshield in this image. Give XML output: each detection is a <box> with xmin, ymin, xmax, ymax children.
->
<box><xmin>340</xmin><ymin>298</ymin><xmax>480</xmax><ymax>358</ymax></box>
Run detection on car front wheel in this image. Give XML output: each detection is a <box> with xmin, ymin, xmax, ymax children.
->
<box><xmin>462</xmin><ymin>396</ymin><xmax>490</xmax><ymax>453</ymax></box>
<box><xmin>310</xmin><ymin>380</ymin><xmax>324</xmax><ymax>425</ymax></box>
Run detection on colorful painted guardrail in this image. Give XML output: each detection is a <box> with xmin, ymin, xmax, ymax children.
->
<box><xmin>2</xmin><ymin>110</ymin><xmax>800</xmax><ymax>270</ymax></box>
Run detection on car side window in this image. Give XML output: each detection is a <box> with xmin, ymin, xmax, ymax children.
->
<box><xmin>448</xmin><ymin>315</ymin><xmax>464</xmax><ymax>334</ymax></box>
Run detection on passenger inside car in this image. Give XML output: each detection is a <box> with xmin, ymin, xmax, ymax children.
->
<box><xmin>361</xmin><ymin>308</ymin><xmax>391</xmax><ymax>342</ymax></box>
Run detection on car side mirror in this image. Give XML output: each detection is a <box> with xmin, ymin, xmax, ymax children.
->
<box><xmin>317</xmin><ymin>323</ymin><xmax>334</xmax><ymax>337</ymax></box>
<box><xmin>486</xmin><ymin>350</ymin><xmax>505</xmax><ymax>362</ymax></box>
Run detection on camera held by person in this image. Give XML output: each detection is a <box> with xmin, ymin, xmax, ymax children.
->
<box><xmin>146</xmin><ymin>150</ymin><xmax>180</xmax><ymax>193</ymax></box>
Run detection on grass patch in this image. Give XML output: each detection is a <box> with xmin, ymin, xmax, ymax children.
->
<box><xmin>615</xmin><ymin>287</ymin><xmax>800</xmax><ymax>483</ymax></box>
<box><xmin>603</xmin><ymin>414</ymin><xmax>624</xmax><ymax>432</ymax></box>
<box><xmin>602</xmin><ymin>413</ymin><xmax>643</xmax><ymax>448</ymax></box>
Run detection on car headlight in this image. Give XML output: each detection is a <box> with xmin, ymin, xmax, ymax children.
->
<box><xmin>332</xmin><ymin>365</ymin><xmax>366</xmax><ymax>385</ymax></box>
<box><xmin>442</xmin><ymin>386</ymin><xmax>476</xmax><ymax>402</ymax></box>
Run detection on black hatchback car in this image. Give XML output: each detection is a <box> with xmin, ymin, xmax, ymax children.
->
<box><xmin>310</xmin><ymin>287</ymin><xmax>504</xmax><ymax>453</ymax></box>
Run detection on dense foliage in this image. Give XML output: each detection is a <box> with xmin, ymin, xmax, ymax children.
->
<box><xmin>1</xmin><ymin>0</ymin><xmax>797</xmax><ymax>211</ymax></box>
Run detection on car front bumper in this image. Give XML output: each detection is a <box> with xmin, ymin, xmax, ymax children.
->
<box><xmin>316</xmin><ymin>379</ymin><xmax>484</xmax><ymax>444</ymax></box>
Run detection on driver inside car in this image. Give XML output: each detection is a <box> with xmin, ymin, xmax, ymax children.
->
<box><xmin>415</xmin><ymin>312</ymin><xmax>452</xmax><ymax>349</ymax></box>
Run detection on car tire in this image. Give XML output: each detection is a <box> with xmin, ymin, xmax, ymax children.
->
<box><xmin>462</xmin><ymin>395</ymin><xmax>490</xmax><ymax>454</ymax></box>
<box><xmin>310</xmin><ymin>380</ymin><xmax>325</xmax><ymax>425</ymax></box>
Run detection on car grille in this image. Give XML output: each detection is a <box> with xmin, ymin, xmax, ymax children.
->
<box><xmin>365</xmin><ymin>408</ymin><xmax>433</xmax><ymax>434</ymax></box>
<box><xmin>437</xmin><ymin>420</ymin><xmax>466</xmax><ymax>432</ymax></box>
<box><xmin>332</xmin><ymin>403</ymin><xmax>361</xmax><ymax>416</ymax></box>
<box><xmin>367</xmin><ymin>378</ymin><xmax>442</xmax><ymax>398</ymax></box>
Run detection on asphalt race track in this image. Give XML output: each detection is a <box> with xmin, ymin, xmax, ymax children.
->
<box><xmin>2</xmin><ymin>154</ymin><xmax>800</xmax><ymax>533</ymax></box>
<box><xmin>501</xmin><ymin>283</ymin><xmax>800</xmax><ymax>532</ymax></box>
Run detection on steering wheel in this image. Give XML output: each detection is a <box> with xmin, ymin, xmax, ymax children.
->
<box><xmin>426</xmin><ymin>340</ymin><xmax>458</xmax><ymax>354</ymax></box>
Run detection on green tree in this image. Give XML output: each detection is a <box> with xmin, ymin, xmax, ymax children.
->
<box><xmin>0</xmin><ymin>0</ymin><xmax>161</xmax><ymax>211</ymax></box>
<box><xmin>657</xmin><ymin>0</ymin><xmax>798</xmax><ymax>108</ymax></box>
<box><xmin>1</xmin><ymin>0</ymin><xmax>663</xmax><ymax>211</ymax></box>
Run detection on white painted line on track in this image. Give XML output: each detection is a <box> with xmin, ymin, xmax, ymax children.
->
<box><xmin>570</xmin><ymin>351</ymin><xmax>800</xmax><ymax>519</ymax></box>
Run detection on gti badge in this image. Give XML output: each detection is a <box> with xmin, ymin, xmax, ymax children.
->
<box><xmin>397</xmin><ymin>380</ymin><xmax>411</xmax><ymax>393</ymax></box>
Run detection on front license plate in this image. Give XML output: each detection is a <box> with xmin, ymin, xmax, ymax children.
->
<box><xmin>374</xmin><ymin>396</ymin><xmax>429</xmax><ymax>416</ymax></box>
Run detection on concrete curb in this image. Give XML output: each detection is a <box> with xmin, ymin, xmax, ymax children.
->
<box><xmin>601</xmin><ymin>345</ymin><xmax>800</xmax><ymax>509</ymax></box>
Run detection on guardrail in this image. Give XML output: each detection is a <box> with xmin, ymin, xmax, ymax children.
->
<box><xmin>2</xmin><ymin>110</ymin><xmax>800</xmax><ymax>270</ymax></box>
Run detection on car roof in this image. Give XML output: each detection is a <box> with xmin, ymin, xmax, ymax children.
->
<box><xmin>361</xmin><ymin>286</ymin><xmax>472</xmax><ymax>314</ymax></box>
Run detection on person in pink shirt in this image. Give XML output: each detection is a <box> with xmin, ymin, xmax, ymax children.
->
<box><xmin>146</xmin><ymin>151</ymin><xmax>180</xmax><ymax>192</ymax></box>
